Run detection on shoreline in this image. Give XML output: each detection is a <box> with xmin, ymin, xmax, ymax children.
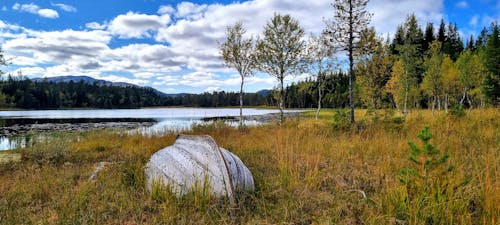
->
<box><xmin>0</xmin><ymin>112</ymin><xmax>303</xmax><ymax>136</ymax></box>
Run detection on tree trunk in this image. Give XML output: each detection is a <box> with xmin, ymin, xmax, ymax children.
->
<box><xmin>437</xmin><ymin>95</ymin><xmax>441</xmax><ymax>111</ymax></box>
<box><xmin>348</xmin><ymin>2</ymin><xmax>355</xmax><ymax>124</ymax></box>
<box><xmin>279</xmin><ymin>76</ymin><xmax>284</xmax><ymax>125</ymax></box>
<box><xmin>316</xmin><ymin>75</ymin><xmax>322</xmax><ymax>120</ymax></box>
<box><xmin>467</xmin><ymin>94</ymin><xmax>473</xmax><ymax>109</ymax></box>
<box><xmin>403</xmin><ymin>52</ymin><xmax>409</xmax><ymax>118</ymax></box>
<box><xmin>460</xmin><ymin>88</ymin><xmax>467</xmax><ymax>107</ymax></box>
<box><xmin>431</xmin><ymin>97</ymin><xmax>435</xmax><ymax>116</ymax></box>
<box><xmin>239</xmin><ymin>76</ymin><xmax>244</xmax><ymax>128</ymax></box>
<box><xmin>403</xmin><ymin>82</ymin><xmax>408</xmax><ymax>117</ymax></box>
<box><xmin>444</xmin><ymin>93</ymin><xmax>449</xmax><ymax>113</ymax></box>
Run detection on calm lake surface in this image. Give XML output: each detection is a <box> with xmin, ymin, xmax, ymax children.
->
<box><xmin>0</xmin><ymin>108</ymin><xmax>284</xmax><ymax>119</ymax></box>
<box><xmin>0</xmin><ymin>108</ymin><xmax>298</xmax><ymax>150</ymax></box>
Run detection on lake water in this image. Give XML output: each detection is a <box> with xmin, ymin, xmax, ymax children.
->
<box><xmin>0</xmin><ymin>108</ymin><xmax>298</xmax><ymax>150</ymax></box>
<box><xmin>0</xmin><ymin>108</ymin><xmax>285</xmax><ymax>119</ymax></box>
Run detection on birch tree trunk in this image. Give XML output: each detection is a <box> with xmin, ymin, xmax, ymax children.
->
<box><xmin>316</xmin><ymin>74</ymin><xmax>322</xmax><ymax>120</ymax></box>
<box><xmin>239</xmin><ymin>76</ymin><xmax>244</xmax><ymax>128</ymax></box>
<box><xmin>279</xmin><ymin>76</ymin><xmax>285</xmax><ymax>124</ymax></box>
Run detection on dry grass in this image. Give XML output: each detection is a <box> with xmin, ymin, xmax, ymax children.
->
<box><xmin>0</xmin><ymin>108</ymin><xmax>498</xmax><ymax>224</ymax></box>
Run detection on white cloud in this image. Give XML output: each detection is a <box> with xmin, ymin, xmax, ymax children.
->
<box><xmin>134</xmin><ymin>72</ymin><xmax>156</xmax><ymax>79</ymax></box>
<box><xmin>175</xmin><ymin>2</ymin><xmax>208</xmax><ymax>20</ymax></box>
<box><xmin>469</xmin><ymin>15</ymin><xmax>479</xmax><ymax>27</ymax></box>
<box><xmin>37</xmin><ymin>9</ymin><xmax>59</xmax><ymax>18</ymax></box>
<box><xmin>51</xmin><ymin>3</ymin><xmax>76</xmax><ymax>12</ymax></box>
<box><xmin>2</xmin><ymin>6</ymin><xmax>7</xmax><ymax>11</ymax></box>
<box><xmin>14</xmin><ymin>67</ymin><xmax>46</xmax><ymax>76</ymax></box>
<box><xmin>158</xmin><ymin>5</ymin><xmax>175</xmax><ymax>15</ymax></box>
<box><xmin>96</xmin><ymin>74</ymin><xmax>148</xmax><ymax>86</ymax></box>
<box><xmin>12</xmin><ymin>3</ymin><xmax>59</xmax><ymax>19</ymax></box>
<box><xmin>369</xmin><ymin>0</ymin><xmax>444</xmax><ymax>36</ymax></box>
<box><xmin>456</xmin><ymin>1</ymin><xmax>468</xmax><ymax>8</ymax></box>
<box><xmin>85</xmin><ymin>22</ymin><xmax>107</xmax><ymax>30</ymax></box>
<box><xmin>4</xmin><ymin>29</ymin><xmax>111</xmax><ymax>63</ymax></box>
<box><xmin>204</xmin><ymin>86</ymin><xmax>222</xmax><ymax>92</ymax></box>
<box><xmin>10</xmin><ymin>56</ymin><xmax>37</xmax><ymax>66</ymax></box>
<box><xmin>107</xmin><ymin>12</ymin><xmax>171</xmax><ymax>39</ymax></box>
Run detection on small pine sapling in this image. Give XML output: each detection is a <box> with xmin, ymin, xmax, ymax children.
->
<box><xmin>398</xmin><ymin>126</ymin><xmax>471</xmax><ymax>224</ymax></box>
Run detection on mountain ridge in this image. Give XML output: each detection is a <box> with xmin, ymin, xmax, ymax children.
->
<box><xmin>31</xmin><ymin>75</ymin><xmax>169</xmax><ymax>97</ymax></box>
<box><xmin>31</xmin><ymin>76</ymin><xmax>272</xmax><ymax>97</ymax></box>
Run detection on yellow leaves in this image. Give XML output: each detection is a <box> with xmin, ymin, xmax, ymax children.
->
<box><xmin>441</xmin><ymin>56</ymin><xmax>460</xmax><ymax>95</ymax></box>
<box><xmin>386</xmin><ymin>59</ymin><xmax>404</xmax><ymax>106</ymax></box>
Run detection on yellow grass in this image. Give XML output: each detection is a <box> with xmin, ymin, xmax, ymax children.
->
<box><xmin>0</xmin><ymin>152</ymin><xmax>21</xmax><ymax>164</ymax></box>
<box><xmin>0</xmin><ymin>108</ymin><xmax>498</xmax><ymax>224</ymax></box>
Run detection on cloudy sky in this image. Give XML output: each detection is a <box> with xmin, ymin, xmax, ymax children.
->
<box><xmin>0</xmin><ymin>0</ymin><xmax>499</xmax><ymax>93</ymax></box>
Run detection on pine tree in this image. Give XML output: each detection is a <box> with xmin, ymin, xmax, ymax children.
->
<box><xmin>325</xmin><ymin>0</ymin><xmax>372</xmax><ymax>124</ymax></box>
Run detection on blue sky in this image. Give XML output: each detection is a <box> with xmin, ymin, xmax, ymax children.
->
<box><xmin>0</xmin><ymin>0</ymin><xmax>498</xmax><ymax>94</ymax></box>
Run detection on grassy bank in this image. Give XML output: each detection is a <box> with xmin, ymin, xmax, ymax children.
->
<box><xmin>0</xmin><ymin>109</ymin><xmax>498</xmax><ymax>224</ymax></box>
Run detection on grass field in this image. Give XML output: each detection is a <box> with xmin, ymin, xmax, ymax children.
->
<box><xmin>0</xmin><ymin>108</ymin><xmax>498</xmax><ymax>224</ymax></box>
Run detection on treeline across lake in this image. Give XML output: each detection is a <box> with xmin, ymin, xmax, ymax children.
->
<box><xmin>0</xmin><ymin>76</ymin><xmax>277</xmax><ymax>109</ymax></box>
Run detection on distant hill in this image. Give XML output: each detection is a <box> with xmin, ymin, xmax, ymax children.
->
<box><xmin>31</xmin><ymin>75</ymin><xmax>168</xmax><ymax>97</ymax></box>
<box><xmin>163</xmin><ymin>93</ymin><xmax>188</xmax><ymax>98</ymax></box>
<box><xmin>32</xmin><ymin>76</ymin><xmax>135</xmax><ymax>87</ymax></box>
<box><xmin>256</xmin><ymin>89</ymin><xmax>272</xmax><ymax>96</ymax></box>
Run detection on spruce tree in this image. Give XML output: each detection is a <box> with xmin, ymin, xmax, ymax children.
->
<box><xmin>466</xmin><ymin>35</ymin><xmax>475</xmax><ymax>51</ymax></box>
<box><xmin>437</xmin><ymin>19</ymin><xmax>446</xmax><ymax>43</ymax></box>
<box><xmin>391</xmin><ymin>25</ymin><xmax>406</xmax><ymax>55</ymax></box>
<box><xmin>475</xmin><ymin>27</ymin><xmax>488</xmax><ymax>49</ymax></box>
<box><xmin>423</xmin><ymin>22</ymin><xmax>435</xmax><ymax>53</ymax></box>
<box><xmin>483</xmin><ymin>23</ymin><xmax>500</xmax><ymax>105</ymax></box>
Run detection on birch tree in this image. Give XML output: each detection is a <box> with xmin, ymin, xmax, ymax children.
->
<box><xmin>256</xmin><ymin>14</ymin><xmax>304</xmax><ymax>124</ymax></box>
<box><xmin>357</xmin><ymin>29</ymin><xmax>393</xmax><ymax>109</ymax></box>
<box><xmin>303</xmin><ymin>33</ymin><xmax>336</xmax><ymax>120</ymax></box>
<box><xmin>440</xmin><ymin>56</ymin><xmax>460</xmax><ymax>111</ymax></box>
<box><xmin>386</xmin><ymin>59</ymin><xmax>404</xmax><ymax>112</ymax></box>
<box><xmin>397</xmin><ymin>44</ymin><xmax>419</xmax><ymax>117</ymax></box>
<box><xmin>325</xmin><ymin>0</ymin><xmax>372</xmax><ymax>124</ymax></box>
<box><xmin>455</xmin><ymin>50</ymin><xmax>485</xmax><ymax>108</ymax></box>
<box><xmin>422</xmin><ymin>41</ymin><xmax>444</xmax><ymax>114</ymax></box>
<box><xmin>219</xmin><ymin>22</ymin><xmax>256</xmax><ymax>127</ymax></box>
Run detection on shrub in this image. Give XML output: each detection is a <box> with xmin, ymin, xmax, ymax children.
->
<box><xmin>332</xmin><ymin>108</ymin><xmax>350</xmax><ymax>130</ymax></box>
<box><xmin>449</xmin><ymin>104</ymin><xmax>466</xmax><ymax>117</ymax></box>
<box><xmin>21</xmin><ymin>142</ymin><xmax>68</xmax><ymax>166</ymax></box>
